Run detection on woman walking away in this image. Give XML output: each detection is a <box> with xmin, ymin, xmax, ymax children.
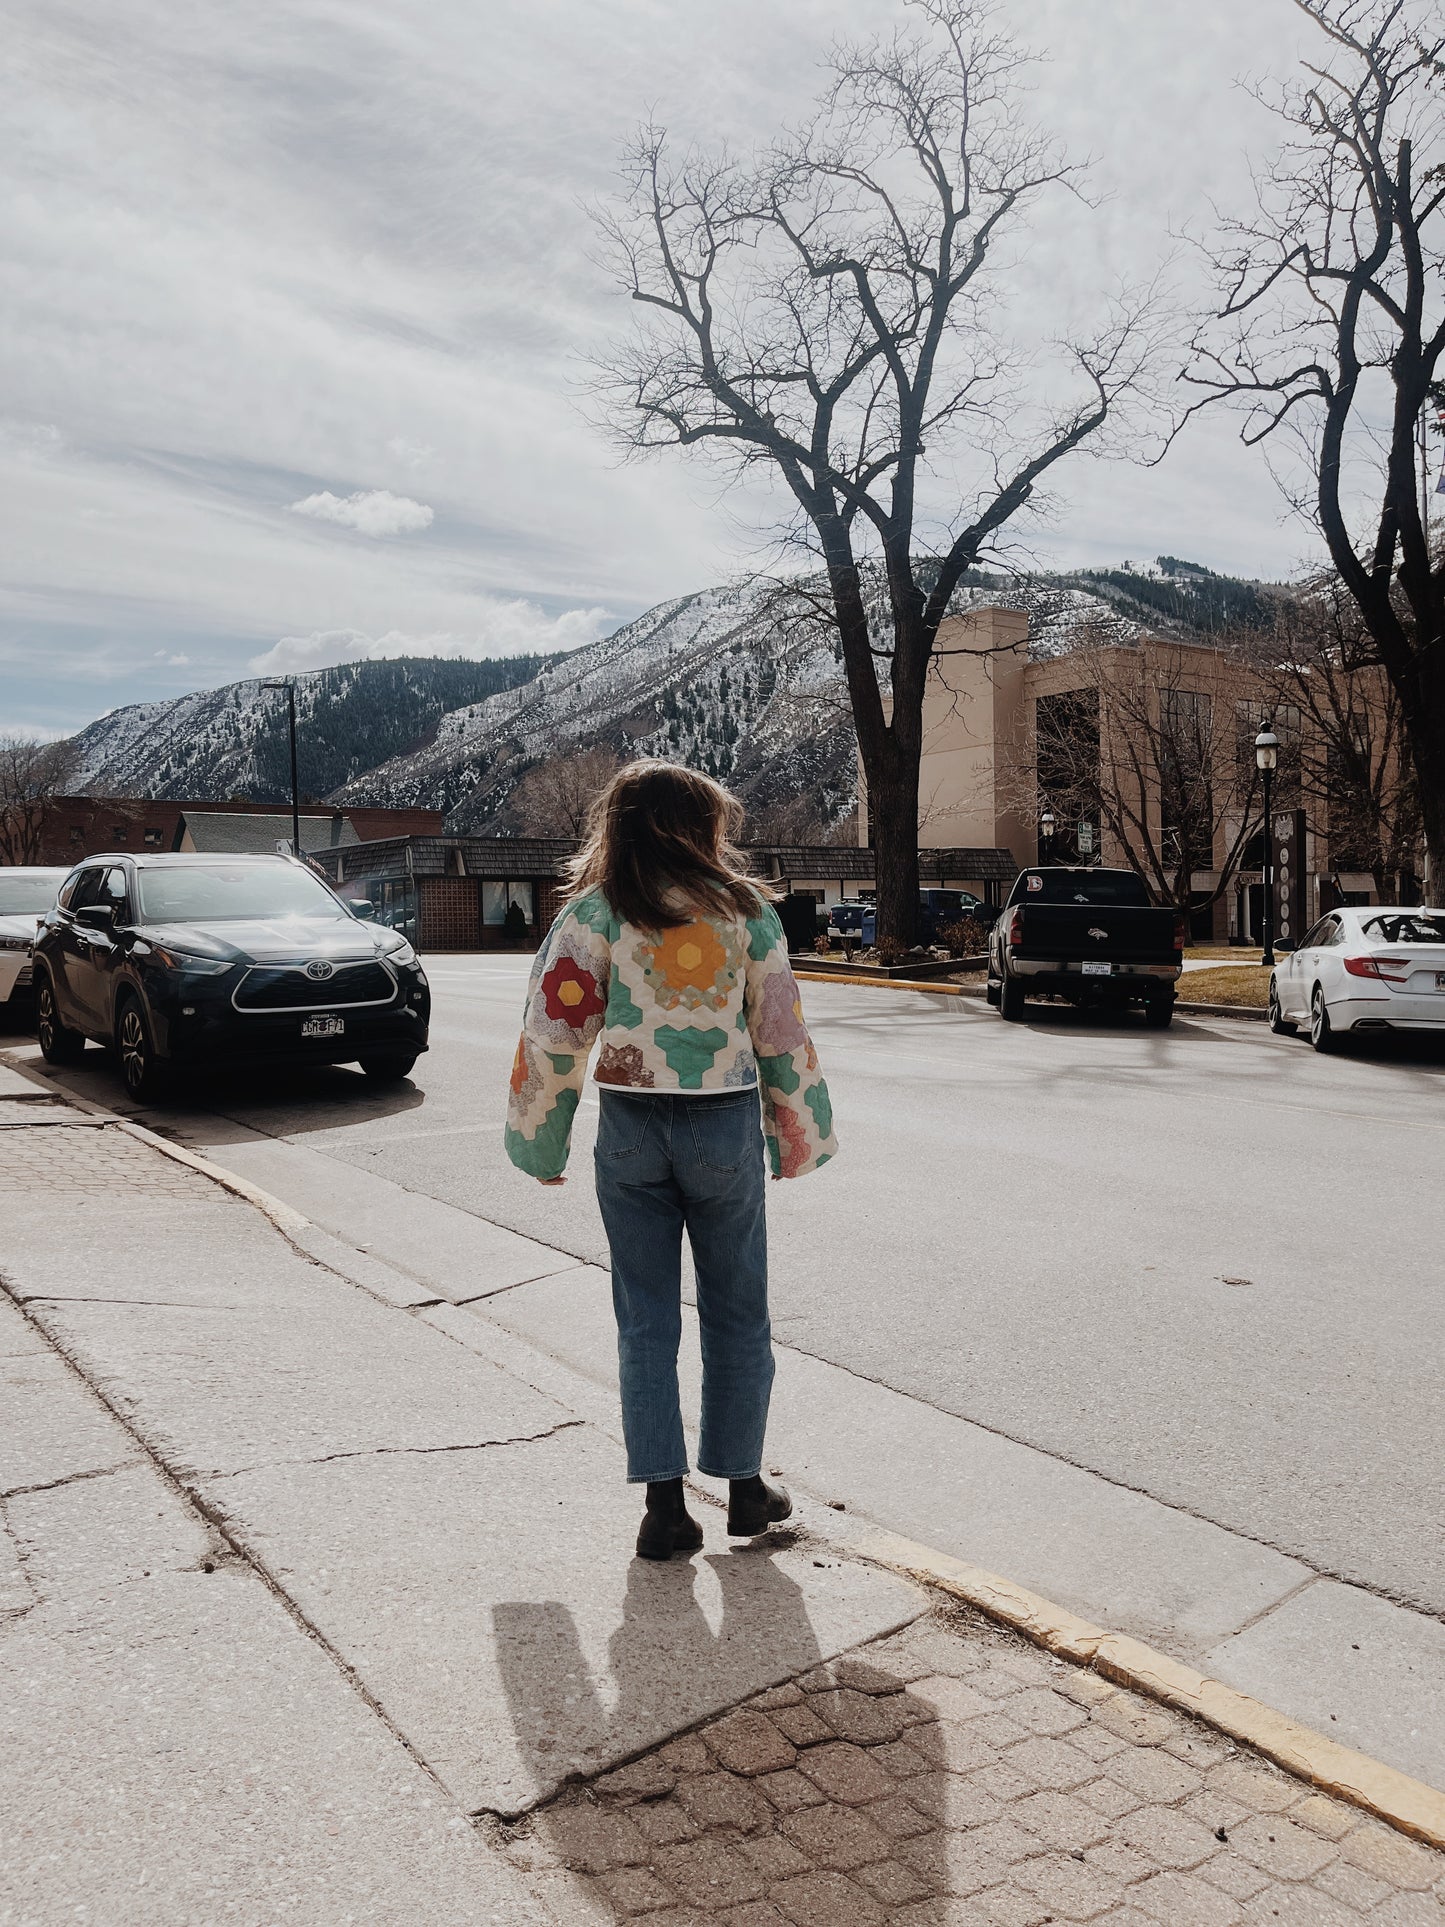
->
<box><xmin>504</xmin><ymin>760</ymin><xmax>836</xmax><ymax>1560</ymax></box>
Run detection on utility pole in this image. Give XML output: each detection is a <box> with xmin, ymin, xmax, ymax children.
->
<box><xmin>263</xmin><ymin>680</ymin><xmax>302</xmax><ymax>856</ymax></box>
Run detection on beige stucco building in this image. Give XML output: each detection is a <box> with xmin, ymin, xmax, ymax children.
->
<box><xmin>860</xmin><ymin>606</ymin><xmax>1397</xmax><ymax>943</ymax></box>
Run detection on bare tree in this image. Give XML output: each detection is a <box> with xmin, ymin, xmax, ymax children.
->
<box><xmin>509</xmin><ymin>746</ymin><xmax>621</xmax><ymax>840</ymax></box>
<box><xmin>0</xmin><ymin>734</ymin><xmax>79</xmax><ymax>865</ymax></box>
<box><xmin>593</xmin><ymin>1</ymin><xmax>1167</xmax><ymax>941</ymax></box>
<box><xmin>1241</xmin><ymin>574</ymin><xmax>1422</xmax><ymax>898</ymax></box>
<box><xmin>1028</xmin><ymin>634</ymin><xmax>1259</xmax><ymax>914</ymax></box>
<box><xmin>1185</xmin><ymin>0</ymin><xmax>1445</xmax><ymax>880</ymax></box>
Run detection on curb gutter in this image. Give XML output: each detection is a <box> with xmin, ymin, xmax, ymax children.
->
<box><xmin>2</xmin><ymin>1047</ymin><xmax>1434</xmax><ymax>1846</ymax></box>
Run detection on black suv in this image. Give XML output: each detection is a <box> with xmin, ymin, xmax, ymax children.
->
<box><xmin>33</xmin><ymin>853</ymin><xmax>430</xmax><ymax>1099</ymax></box>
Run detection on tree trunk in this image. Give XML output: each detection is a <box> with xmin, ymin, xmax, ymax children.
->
<box><xmin>867</xmin><ymin>761</ymin><xmax>922</xmax><ymax>947</ymax></box>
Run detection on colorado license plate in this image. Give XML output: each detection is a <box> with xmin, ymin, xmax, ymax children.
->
<box><xmin>1080</xmin><ymin>961</ymin><xmax>1113</xmax><ymax>977</ymax></box>
<box><xmin>301</xmin><ymin>1014</ymin><xmax>344</xmax><ymax>1038</ymax></box>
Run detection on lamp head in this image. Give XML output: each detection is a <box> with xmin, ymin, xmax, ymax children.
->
<box><xmin>1254</xmin><ymin>726</ymin><xmax>1279</xmax><ymax>773</ymax></box>
<box><xmin>1040</xmin><ymin>808</ymin><xmax>1056</xmax><ymax>834</ymax></box>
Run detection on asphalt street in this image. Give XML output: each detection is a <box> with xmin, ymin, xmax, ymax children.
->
<box><xmin>12</xmin><ymin>955</ymin><xmax>1442</xmax><ymax>1626</ymax></box>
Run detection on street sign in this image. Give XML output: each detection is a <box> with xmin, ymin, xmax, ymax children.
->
<box><xmin>1077</xmin><ymin>821</ymin><xmax>1095</xmax><ymax>855</ymax></box>
<box><xmin>1272</xmin><ymin>810</ymin><xmax>1307</xmax><ymax>949</ymax></box>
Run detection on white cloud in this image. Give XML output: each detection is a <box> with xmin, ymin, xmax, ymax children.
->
<box><xmin>249</xmin><ymin>602</ymin><xmax>611</xmax><ymax>675</ymax></box>
<box><xmin>288</xmin><ymin>489</ymin><xmax>434</xmax><ymax>537</ymax></box>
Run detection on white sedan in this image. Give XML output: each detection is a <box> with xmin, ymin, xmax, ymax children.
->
<box><xmin>0</xmin><ymin>867</ymin><xmax>70</xmax><ymax>1010</ymax></box>
<box><xmin>1269</xmin><ymin>905</ymin><xmax>1445</xmax><ymax>1050</ymax></box>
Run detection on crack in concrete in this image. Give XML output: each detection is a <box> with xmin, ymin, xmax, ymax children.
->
<box><xmin>2</xmin><ymin>1461</ymin><xmax>135</xmax><ymax>1502</ymax></box>
<box><xmin>199</xmin><ymin>1420</ymin><xmax>587</xmax><ymax>1483</ymax></box>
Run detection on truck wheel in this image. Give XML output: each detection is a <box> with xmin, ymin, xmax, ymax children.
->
<box><xmin>999</xmin><ymin>977</ymin><xmax>1025</xmax><ymax>1022</ymax></box>
<box><xmin>35</xmin><ymin>970</ymin><xmax>87</xmax><ymax>1066</ymax></box>
<box><xmin>985</xmin><ymin>977</ymin><xmax>1000</xmax><ymax>1008</ymax></box>
<box><xmin>1143</xmin><ymin>993</ymin><xmax>1175</xmax><ymax>1030</ymax></box>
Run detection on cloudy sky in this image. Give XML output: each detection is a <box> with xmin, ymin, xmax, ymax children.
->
<box><xmin>3</xmin><ymin>0</ymin><xmax>1323</xmax><ymax>736</ymax></box>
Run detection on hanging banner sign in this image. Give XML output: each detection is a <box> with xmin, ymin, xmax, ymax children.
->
<box><xmin>1272</xmin><ymin>810</ymin><xmax>1308</xmax><ymax>950</ymax></box>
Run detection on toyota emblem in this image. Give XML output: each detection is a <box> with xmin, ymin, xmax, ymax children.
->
<box><xmin>305</xmin><ymin>959</ymin><xmax>335</xmax><ymax>981</ymax></box>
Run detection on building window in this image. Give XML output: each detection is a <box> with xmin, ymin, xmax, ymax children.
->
<box><xmin>143</xmin><ymin>829</ymin><xmax>163</xmax><ymax>848</ymax></box>
<box><xmin>69</xmin><ymin>826</ymin><xmax>83</xmax><ymax>843</ymax></box>
<box><xmin>110</xmin><ymin>826</ymin><xmax>128</xmax><ymax>843</ymax></box>
<box><xmin>482</xmin><ymin>881</ymin><xmax>534</xmax><ymax>927</ymax></box>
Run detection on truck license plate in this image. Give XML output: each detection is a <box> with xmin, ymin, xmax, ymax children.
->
<box><xmin>1081</xmin><ymin>961</ymin><xmax>1113</xmax><ymax>977</ymax></box>
<box><xmin>302</xmin><ymin>1014</ymin><xmax>345</xmax><ymax>1038</ymax></box>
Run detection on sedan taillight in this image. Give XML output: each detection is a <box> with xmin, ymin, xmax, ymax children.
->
<box><xmin>1343</xmin><ymin>954</ymin><xmax>1411</xmax><ymax>983</ymax></box>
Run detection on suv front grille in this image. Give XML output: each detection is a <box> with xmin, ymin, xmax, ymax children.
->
<box><xmin>232</xmin><ymin>961</ymin><xmax>397</xmax><ymax>1012</ymax></box>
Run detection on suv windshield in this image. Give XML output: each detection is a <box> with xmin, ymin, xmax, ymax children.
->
<box><xmin>137</xmin><ymin>863</ymin><xmax>349</xmax><ymax>923</ymax></box>
<box><xmin>1361</xmin><ymin>913</ymin><xmax>1445</xmax><ymax>945</ymax></box>
<box><xmin>1014</xmin><ymin>870</ymin><xmax>1151</xmax><ymax>906</ymax></box>
<box><xmin>0</xmin><ymin>872</ymin><xmax>66</xmax><ymax>914</ymax></box>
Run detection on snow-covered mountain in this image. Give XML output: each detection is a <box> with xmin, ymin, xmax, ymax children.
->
<box><xmin>66</xmin><ymin>560</ymin><xmax>1277</xmax><ymax>832</ymax></box>
<box><xmin>68</xmin><ymin>656</ymin><xmax>548</xmax><ymax>804</ymax></box>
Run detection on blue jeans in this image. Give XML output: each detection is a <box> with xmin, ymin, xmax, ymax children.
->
<box><xmin>593</xmin><ymin>1089</ymin><xmax>774</xmax><ymax>1484</ymax></box>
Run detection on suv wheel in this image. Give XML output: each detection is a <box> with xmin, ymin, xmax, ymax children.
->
<box><xmin>358</xmin><ymin>1051</ymin><xmax>419</xmax><ymax>1082</ymax></box>
<box><xmin>116</xmin><ymin>994</ymin><xmax>170</xmax><ymax>1101</ymax></box>
<box><xmin>35</xmin><ymin>971</ymin><xmax>87</xmax><ymax>1065</ymax></box>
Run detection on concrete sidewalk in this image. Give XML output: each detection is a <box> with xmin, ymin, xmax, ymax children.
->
<box><xmin>4</xmin><ymin>1088</ymin><xmax>1444</xmax><ymax>1922</ymax></box>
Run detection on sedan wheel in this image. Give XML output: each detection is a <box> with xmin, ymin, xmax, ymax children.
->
<box><xmin>1268</xmin><ymin>980</ymin><xmax>1296</xmax><ymax>1035</ymax></box>
<box><xmin>1309</xmin><ymin>985</ymin><xmax>1337</xmax><ymax>1054</ymax></box>
<box><xmin>117</xmin><ymin>997</ymin><xmax>169</xmax><ymax>1100</ymax></box>
<box><xmin>36</xmin><ymin>973</ymin><xmax>87</xmax><ymax>1065</ymax></box>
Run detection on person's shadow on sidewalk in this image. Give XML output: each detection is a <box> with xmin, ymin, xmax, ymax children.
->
<box><xmin>494</xmin><ymin>1536</ymin><xmax>825</xmax><ymax>1810</ymax></box>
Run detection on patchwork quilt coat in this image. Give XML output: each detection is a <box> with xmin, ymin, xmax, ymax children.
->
<box><xmin>504</xmin><ymin>887</ymin><xmax>837</xmax><ymax>1183</ymax></box>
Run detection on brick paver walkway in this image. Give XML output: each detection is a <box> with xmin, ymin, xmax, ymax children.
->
<box><xmin>500</xmin><ymin>1604</ymin><xmax>1445</xmax><ymax>1925</ymax></box>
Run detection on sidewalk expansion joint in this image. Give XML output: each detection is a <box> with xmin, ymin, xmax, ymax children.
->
<box><xmin>0</xmin><ymin>1281</ymin><xmax>460</xmax><ymax>1808</ymax></box>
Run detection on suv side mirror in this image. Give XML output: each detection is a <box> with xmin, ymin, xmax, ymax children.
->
<box><xmin>349</xmin><ymin>898</ymin><xmax>376</xmax><ymax>920</ymax></box>
<box><xmin>75</xmin><ymin>903</ymin><xmax>115</xmax><ymax>929</ymax></box>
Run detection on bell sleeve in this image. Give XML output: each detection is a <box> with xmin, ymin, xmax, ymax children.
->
<box><xmin>743</xmin><ymin>903</ymin><xmax>838</xmax><ymax>1180</ymax></box>
<box><xmin>504</xmin><ymin>904</ymin><xmax>611</xmax><ymax>1180</ymax></box>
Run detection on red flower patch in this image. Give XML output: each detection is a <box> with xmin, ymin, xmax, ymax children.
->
<box><xmin>540</xmin><ymin>955</ymin><xmax>606</xmax><ymax>1028</ymax></box>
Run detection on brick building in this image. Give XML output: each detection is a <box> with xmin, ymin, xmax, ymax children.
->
<box><xmin>25</xmin><ymin>797</ymin><xmax>444</xmax><ymax>867</ymax></box>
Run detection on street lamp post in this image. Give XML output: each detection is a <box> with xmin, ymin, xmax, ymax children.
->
<box><xmin>1040</xmin><ymin>807</ymin><xmax>1056</xmax><ymax>863</ymax></box>
<box><xmin>263</xmin><ymin>680</ymin><xmax>302</xmax><ymax>858</ymax></box>
<box><xmin>1255</xmin><ymin>723</ymin><xmax>1279</xmax><ymax>967</ymax></box>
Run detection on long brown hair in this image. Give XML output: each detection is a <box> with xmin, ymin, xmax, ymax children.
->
<box><xmin>565</xmin><ymin>759</ymin><xmax>775</xmax><ymax>929</ymax></box>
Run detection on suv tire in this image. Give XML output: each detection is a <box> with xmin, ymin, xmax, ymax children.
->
<box><xmin>35</xmin><ymin>970</ymin><xmax>87</xmax><ymax>1066</ymax></box>
<box><xmin>116</xmin><ymin>992</ymin><xmax>170</xmax><ymax>1102</ymax></box>
<box><xmin>359</xmin><ymin>1051</ymin><xmax>419</xmax><ymax>1082</ymax></box>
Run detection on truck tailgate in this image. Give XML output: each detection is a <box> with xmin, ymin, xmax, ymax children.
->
<box><xmin>1015</xmin><ymin>903</ymin><xmax>1178</xmax><ymax>964</ymax></box>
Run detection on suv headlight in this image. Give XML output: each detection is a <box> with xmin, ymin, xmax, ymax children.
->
<box><xmin>149</xmin><ymin>944</ymin><xmax>234</xmax><ymax>976</ymax></box>
<box><xmin>0</xmin><ymin>936</ymin><xmax>32</xmax><ymax>952</ymax></box>
<box><xmin>376</xmin><ymin>932</ymin><xmax>417</xmax><ymax>967</ymax></box>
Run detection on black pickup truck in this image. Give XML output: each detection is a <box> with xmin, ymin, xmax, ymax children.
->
<box><xmin>986</xmin><ymin>867</ymin><xmax>1185</xmax><ymax>1027</ymax></box>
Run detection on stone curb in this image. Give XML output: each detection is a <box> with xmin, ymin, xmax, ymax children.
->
<box><xmin>5</xmin><ymin>1045</ymin><xmax>1434</xmax><ymax>1851</ymax></box>
<box><xmin>845</xmin><ymin>1524</ymin><xmax>1445</xmax><ymax>1852</ymax></box>
<box><xmin>798</xmin><ymin>972</ymin><xmax>1269</xmax><ymax>1021</ymax></box>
